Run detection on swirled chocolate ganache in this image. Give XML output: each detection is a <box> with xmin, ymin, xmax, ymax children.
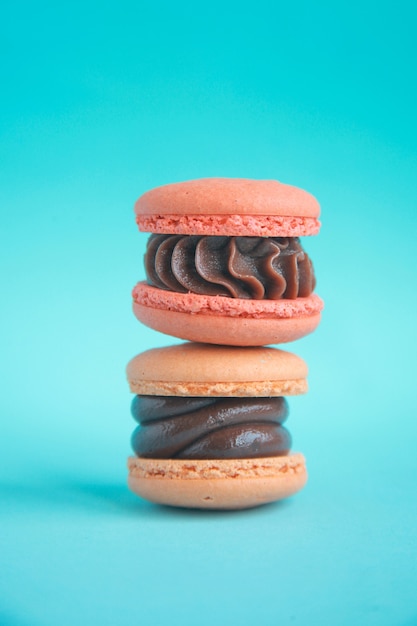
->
<box><xmin>144</xmin><ymin>234</ymin><xmax>316</xmax><ymax>300</ymax></box>
<box><xmin>131</xmin><ymin>395</ymin><xmax>291</xmax><ymax>460</ymax></box>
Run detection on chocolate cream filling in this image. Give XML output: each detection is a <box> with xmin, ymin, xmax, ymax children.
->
<box><xmin>131</xmin><ymin>396</ymin><xmax>291</xmax><ymax>460</ymax></box>
<box><xmin>144</xmin><ymin>234</ymin><xmax>316</xmax><ymax>300</ymax></box>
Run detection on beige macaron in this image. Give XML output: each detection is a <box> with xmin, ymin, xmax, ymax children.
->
<box><xmin>127</xmin><ymin>343</ymin><xmax>308</xmax><ymax>510</ymax></box>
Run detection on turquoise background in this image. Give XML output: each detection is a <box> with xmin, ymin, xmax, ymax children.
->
<box><xmin>1</xmin><ymin>1</ymin><xmax>417</xmax><ymax>624</ymax></box>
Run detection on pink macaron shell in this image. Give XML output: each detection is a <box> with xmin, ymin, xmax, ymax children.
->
<box><xmin>134</xmin><ymin>178</ymin><xmax>321</xmax><ymax>237</ymax></box>
<box><xmin>135</xmin><ymin>213</ymin><xmax>320</xmax><ymax>237</ymax></box>
<box><xmin>132</xmin><ymin>282</ymin><xmax>323</xmax><ymax>319</ymax></box>
<box><xmin>132</xmin><ymin>283</ymin><xmax>323</xmax><ymax>346</ymax></box>
<box><xmin>135</xmin><ymin>178</ymin><xmax>320</xmax><ymax>217</ymax></box>
<box><xmin>133</xmin><ymin>302</ymin><xmax>321</xmax><ymax>346</ymax></box>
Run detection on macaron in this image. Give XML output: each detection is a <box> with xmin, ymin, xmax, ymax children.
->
<box><xmin>132</xmin><ymin>177</ymin><xmax>324</xmax><ymax>346</ymax></box>
<box><xmin>126</xmin><ymin>342</ymin><xmax>308</xmax><ymax>510</ymax></box>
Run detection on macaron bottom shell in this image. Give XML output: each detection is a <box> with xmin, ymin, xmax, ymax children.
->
<box><xmin>133</xmin><ymin>301</ymin><xmax>321</xmax><ymax>346</ymax></box>
<box><xmin>127</xmin><ymin>453</ymin><xmax>307</xmax><ymax>510</ymax></box>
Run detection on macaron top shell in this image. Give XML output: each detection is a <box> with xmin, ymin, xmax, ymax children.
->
<box><xmin>135</xmin><ymin>178</ymin><xmax>321</xmax><ymax>237</ymax></box>
<box><xmin>135</xmin><ymin>178</ymin><xmax>320</xmax><ymax>218</ymax></box>
<box><xmin>126</xmin><ymin>343</ymin><xmax>308</xmax><ymax>397</ymax></box>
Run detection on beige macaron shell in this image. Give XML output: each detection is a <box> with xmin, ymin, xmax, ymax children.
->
<box><xmin>126</xmin><ymin>343</ymin><xmax>308</xmax><ymax>396</ymax></box>
<box><xmin>127</xmin><ymin>453</ymin><xmax>307</xmax><ymax>510</ymax></box>
<box><xmin>135</xmin><ymin>178</ymin><xmax>320</xmax><ymax>218</ymax></box>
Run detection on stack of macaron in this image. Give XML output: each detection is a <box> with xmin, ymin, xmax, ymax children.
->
<box><xmin>126</xmin><ymin>178</ymin><xmax>323</xmax><ymax>509</ymax></box>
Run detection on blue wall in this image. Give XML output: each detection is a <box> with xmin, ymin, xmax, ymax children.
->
<box><xmin>1</xmin><ymin>2</ymin><xmax>416</xmax><ymax>625</ymax></box>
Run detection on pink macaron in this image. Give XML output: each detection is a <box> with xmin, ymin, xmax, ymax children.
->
<box><xmin>133</xmin><ymin>178</ymin><xmax>323</xmax><ymax>346</ymax></box>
